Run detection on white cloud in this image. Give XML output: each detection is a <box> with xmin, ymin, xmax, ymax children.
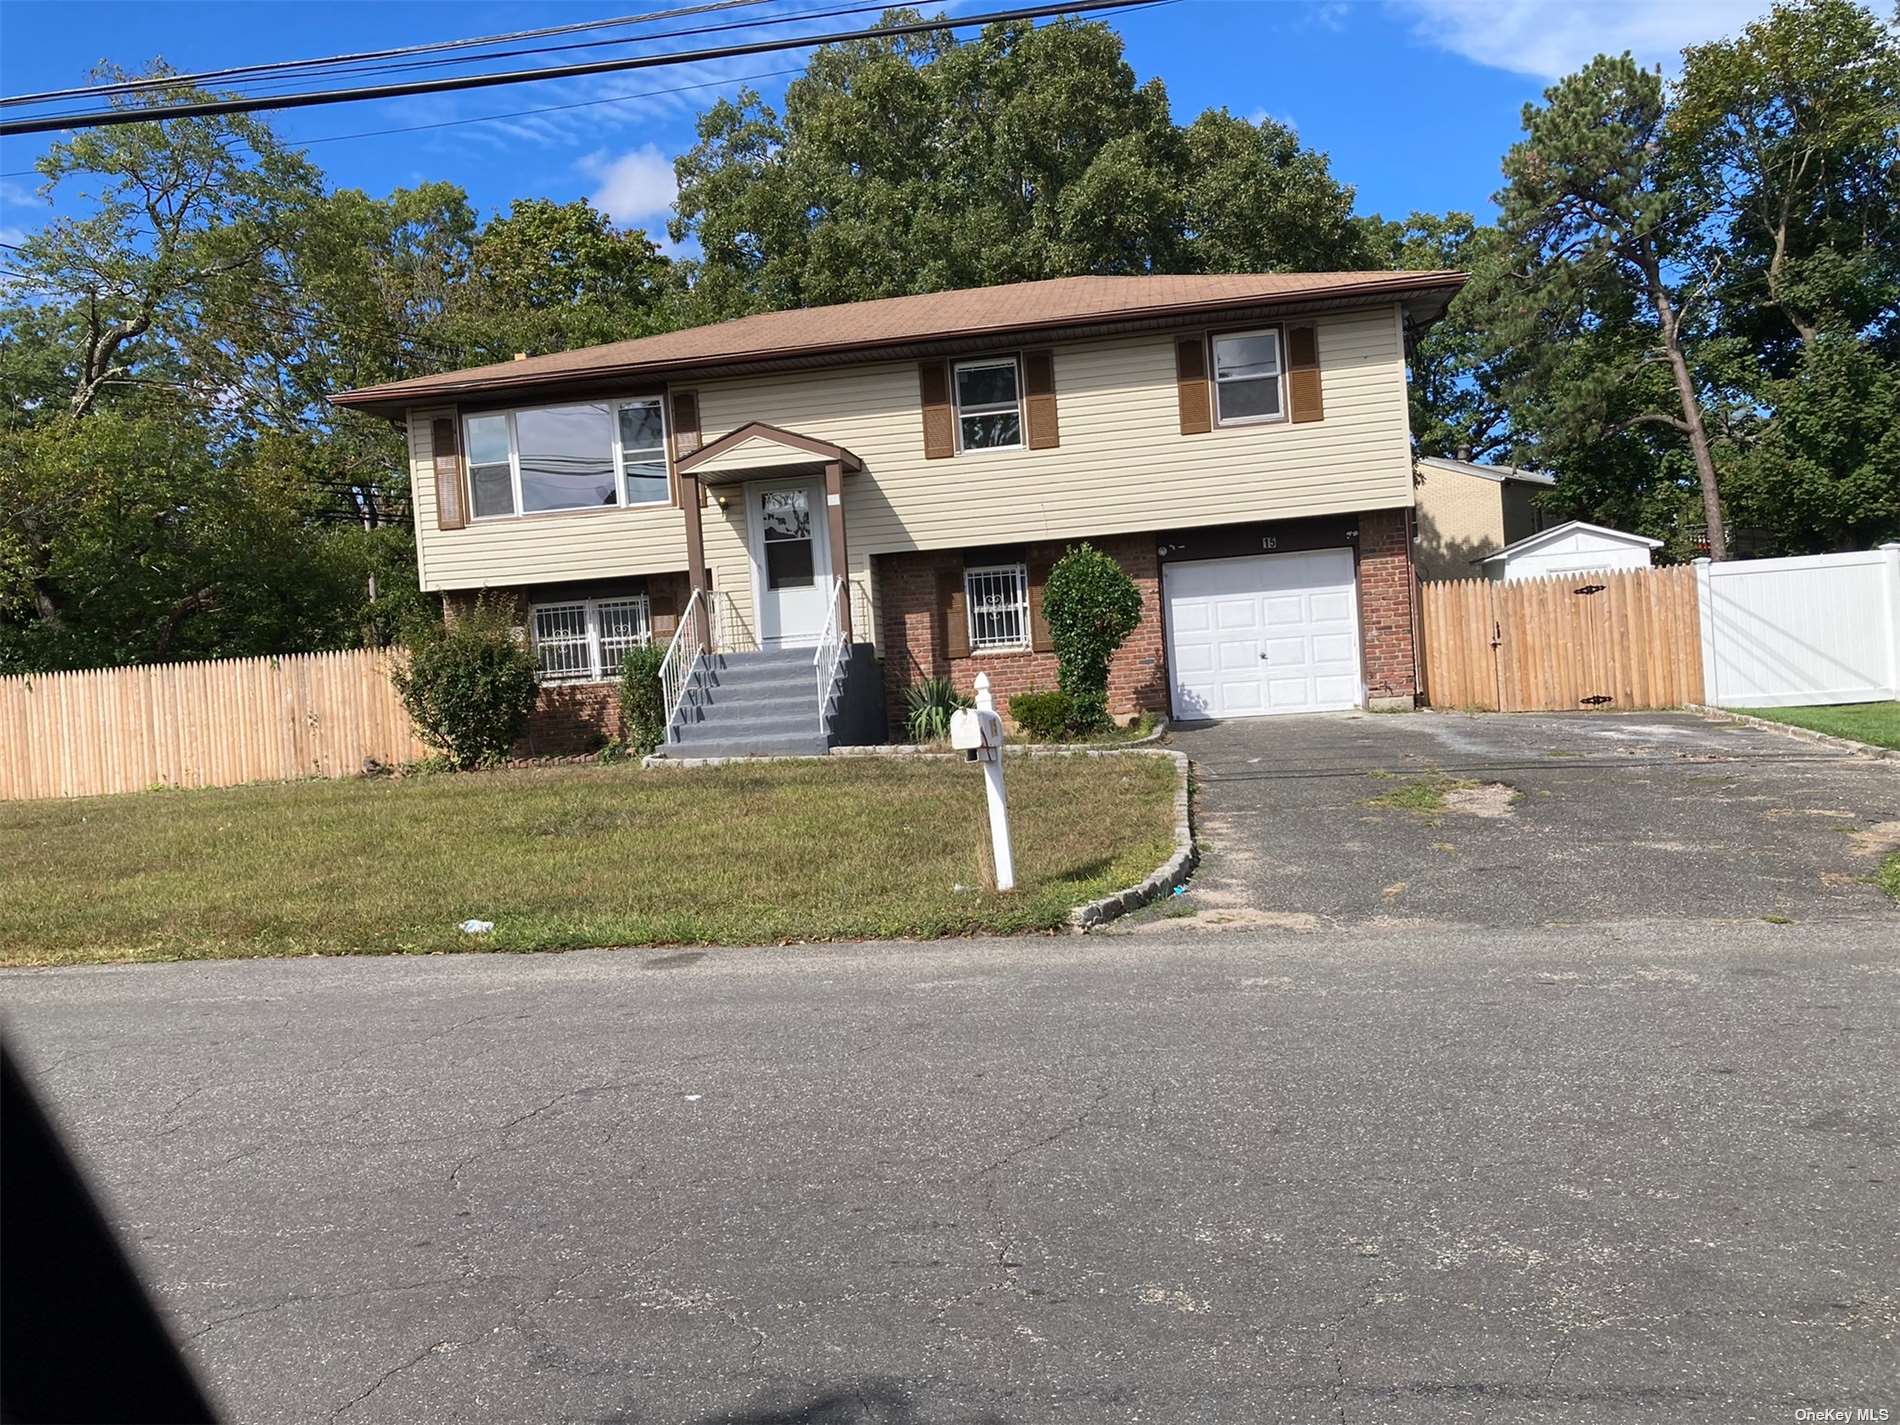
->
<box><xmin>1391</xmin><ymin>0</ymin><xmax>1770</xmax><ymax>80</ymax></box>
<box><xmin>0</xmin><ymin>178</ymin><xmax>46</xmax><ymax>215</ymax></box>
<box><xmin>1248</xmin><ymin>107</ymin><xmax>1298</xmax><ymax>132</ymax></box>
<box><xmin>579</xmin><ymin>144</ymin><xmax>679</xmax><ymax>227</ymax></box>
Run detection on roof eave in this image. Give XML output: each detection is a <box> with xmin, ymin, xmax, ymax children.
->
<box><xmin>329</xmin><ymin>273</ymin><xmax>1468</xmax><ymax>416</ymax></box>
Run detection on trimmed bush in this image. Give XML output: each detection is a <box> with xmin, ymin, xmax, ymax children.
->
<box><xmin>904</xmin><ymin>676</ymin><xmax>970</xmax><ymax>743</ymax></box>
<box><xmin>1043</xmin><ymin>543</ymin><xmax>1142</xmax><ymax>734</ymax></box>
<box><xmin>390</xmin><ymin>596</ymin><xmax>540</xmax><ymax>770</ymax></box>
<box><xmin>1008</xmin><ymin>689</ymin><xmax>1074</xmax><ymax>742</ymax></box>
<box><xmin>617</xmin><ymin>641</ymin><xmax>669</xmax><ymax>756</ymax></box>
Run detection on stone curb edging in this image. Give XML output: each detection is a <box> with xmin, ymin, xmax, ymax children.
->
<box><xmin>1066</xmin><ymin>748</ymin><xmax>1197</xmax><ymax>933</ymax></box>
<box><xmin>1689</xmin><ymin>704</ymin><xmax>1898</xmax><ymax>761</ymax></box>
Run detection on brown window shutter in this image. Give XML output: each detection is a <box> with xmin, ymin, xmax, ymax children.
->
<box><xmin>1023</xmin><ymin>349</ymin><xmax>1059</xmax><ymax>450</ymax></box>
<box><xmin>669</xmin><ymin>390</ymin><xmax>702</xmax><ymax>506</ymax></box>
<box><xmin>939</xmin><ymin>567</ymin><xmax>971</xmax><ymax>659</ymax></box>
<box><xmin>919</xmin><ymin>361</ymin><xmax>954</xmax><ymax>460</ymax></box>
<box><xmin>1175</xmin><ymin>337</ymin><xmax>1211</xmax><ymax>435</ymax></box>
<box><xmin>1027</xmin><ymin>551</ymin><xmax>1056</xmax><ymax>653</ymax></box>
<box><xmin>430</xmin><ymin>415</ymin><xmax>466</xmax><ymax>530</ymax></box>
<box><xmin>1287</xmin><ymin>325</ymin><xmax>1324</xmax><ymax>423</ymax></box>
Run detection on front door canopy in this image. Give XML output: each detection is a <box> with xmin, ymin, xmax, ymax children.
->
<box><xmin>676</xmin><ymin>422</ymin><xmax>865</xmax><ymax>486</ymax></box>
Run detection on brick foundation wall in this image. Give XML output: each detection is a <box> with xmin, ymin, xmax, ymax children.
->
<box><xmin>876</xmin><ymin>533</ymin><xmax>1169</xmax><ymax>730</ymax></box>
<box><xmin>442</xmin><ymin>572</ymin><xmax>695</xmax><ymax>757</ymax></box>
<box><xmin>1356</xmin><ymin>508</ymin><xmax>1418</xmax><ymax>704</ymax></box>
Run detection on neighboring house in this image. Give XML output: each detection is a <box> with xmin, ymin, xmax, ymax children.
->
<box><xmin>1476</xmin><ymin>520</ymin><xmax>1662</xmax><ymax>581</ymax></box>
<box><xmin>1412</xmin><ymin>454</ymin><xmax>1557</xmax><ymax>582</ymax></box>
<box><xmin>332</xmin><ymin>270</ymin><xmax>1465</xmax><ymax>755</ymax></box>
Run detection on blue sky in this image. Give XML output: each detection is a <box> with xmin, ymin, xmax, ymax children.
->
<box><xmin>1</xmin><ymin>0</ymin><xmax>1773</xmax><ymax>254</ymax></box>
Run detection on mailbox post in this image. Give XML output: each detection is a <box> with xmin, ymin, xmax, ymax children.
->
<box><xmin>949</xmin><ymin>673</ymin><xmax>1015</xmax><ymax>892</ymax></box>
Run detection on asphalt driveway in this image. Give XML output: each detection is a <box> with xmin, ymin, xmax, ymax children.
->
<box><xmin>1156</xmin><ymin>710</ymin><xmax>1900</xmax><ymax>932</ymax></box>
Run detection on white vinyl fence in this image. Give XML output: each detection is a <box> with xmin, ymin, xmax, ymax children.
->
<box><xmin>1695</xmin><ymin>543</ymin><xmax>1900</xmax><ymax>708</ymax></box>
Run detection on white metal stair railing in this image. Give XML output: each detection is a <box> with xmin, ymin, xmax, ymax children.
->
<box><xmin>812</xmin><ymin>576</ymin><xmax>846</xmax><ymax>735</ymax></box>
<box><xmin>659</xmin><ymin>588</ymin><xmax>706</xmax><ymax>742</ymax></box>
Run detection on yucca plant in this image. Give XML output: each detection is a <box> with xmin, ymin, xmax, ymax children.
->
<box><xmin>904</xmin><ymin>676</ymin><xmax>971</xmax><ymax>743</ymax></box>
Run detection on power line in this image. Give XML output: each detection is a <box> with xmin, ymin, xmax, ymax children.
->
<box><xmin>7</xmin><ymin>0</ymin><xmax>896</xmax><ymax>121</ymax></box>
<box><xmin>0</xmin><ymin>0</ymin><xmax>767</xmax><ymax>108</ymax></box>
<box><xmin>0</xmin><ymin>66</ymin><xmax>801</xmax><ymax>176</ymax></box>
<box><xmin>0</xmin><ymin>0</ymin><xmax>1157</xmax><ymax>137</ymax></box>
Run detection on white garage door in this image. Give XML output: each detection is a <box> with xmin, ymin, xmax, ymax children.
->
<box><xmin>1164</xmin><ymin>548</ymin><xmax>1363</xmax><ymax>720</ymax></box>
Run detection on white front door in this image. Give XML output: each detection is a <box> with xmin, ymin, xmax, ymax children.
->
<box><xmin>748</xmin><ymin>479</ymin><xmax>832</xmax><ymax>649</ymax></box>
<box><xmin>1164</xmin><ymin>548</ymin><xmax>1362</xmax><ymax>719</ymax></box>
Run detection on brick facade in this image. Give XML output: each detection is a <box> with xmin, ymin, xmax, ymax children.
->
<box><xmin>1355</xmin><ymin>507</ymin><xmax>1418</xmax><ymax>706</ymax></box>
<box><xmin>443</xmin><ymin>570</ymin><xmax>695</xmax><ymax>757</ymax></box>
<box><xmin>875</xmin><ymin>532</ymin><xmax>1169</xmax><ymax>729</ymax></box>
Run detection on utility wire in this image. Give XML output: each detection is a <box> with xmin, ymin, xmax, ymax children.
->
<box><xmin>7</xmin><ymin>0</ymin><xmax>899</xmax><ymax>120</ymax></box>
<box><xmin>0</xmin><ymin>0</ymin><xmax>1157</xmax><ymax>137</ymax></box>
<box><xmin>0</xmin><ymin>66</ymin><xmax>802</xmax><ymax>176</ymax></box>
<box><xmin>0</xmin><ymin>0</ymin><xmax>767</xmax><ymax>107</ymax></box>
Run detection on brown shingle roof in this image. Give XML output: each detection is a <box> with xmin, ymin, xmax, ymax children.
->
<box><xmin>331</xmin><ymin>270</ymin><xmax>1464</xmax><ymax>411</ymax></box>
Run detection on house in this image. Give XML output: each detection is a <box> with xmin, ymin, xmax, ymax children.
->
<box><xmin>1475</xmin><ymin>520</ymin><xmax>1662</xmax><ymax>582</ymax></box>
<box><xmin>1412</xmin><ymin>454</ymin><xmax>1557</xmax><ymax>581</ymax></box>
<box><xmin>331</xmin><ymin>270</ymin><xmax>1466</xmax><ymax>755</ymax></box>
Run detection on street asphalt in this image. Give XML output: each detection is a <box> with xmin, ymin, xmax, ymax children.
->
<box><xmin>3</xmin><ymin>916</ymin><xmax>1897</xmax><ymax>1424</ymax></box>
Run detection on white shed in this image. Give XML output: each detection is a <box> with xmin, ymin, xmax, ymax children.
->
<box><xmin>1474</xmin><ymin>520</ymin><xmax>1662</xmax><ymax>582</ymax></box>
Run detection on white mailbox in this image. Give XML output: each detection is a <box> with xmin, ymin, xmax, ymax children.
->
<box><xmin>953</xmin><ymin>674</ymin><xmax>1015</xmax><ymax>891</ymax></box>
<box><xmin>949</xmin><ymin>705</ymin><xmax>1004</xmax><ymax>762</ymax></box>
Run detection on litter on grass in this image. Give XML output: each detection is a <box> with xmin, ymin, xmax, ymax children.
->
<box><xmin>459</xmin><ymin>919</ymin><xmax>494</xmax><ymax>935</ymax></box>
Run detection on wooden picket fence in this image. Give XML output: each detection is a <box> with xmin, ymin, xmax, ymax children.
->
<box><xmin>0</xmin><ymin>648</ymin><xmax>430</xmax><ymax>801</ymax></box>
<box><xmin>1420</xmin><ymin>565</ymin><xmax>1704</xmax><ymax>712</ymax></box>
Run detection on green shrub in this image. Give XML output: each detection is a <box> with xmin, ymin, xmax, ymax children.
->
<box><xmin>1008</xmin><ymin>689</ymin><xmax>1074</xmax><ymax>742</ymax></box>
<box><xmin>390</xmin><ymin>596</ymin><xmax>540</xmax><ymax>770</ymax></box>
<box><xmin>617</xmin><ymin>641</ymin><xmax>669</xmax><ymax>756</ymax></box>
<box><xmin>1043</xmin><ymin>543</ymin><xmax>1142</xmax><ymax>734</ymax></box>
<box><xmin>904</xmin><ymin>676</ymin><xmax>970</xmax><ymax>743</ymax></box>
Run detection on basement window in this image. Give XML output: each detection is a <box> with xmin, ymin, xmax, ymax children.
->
<box><xmin>530</xmin><ymin>595</ymin><xmax>653</xmax><ymax>681</ymax></box>
<box><xmin>965</xmin><ymin>563</ymin><xmax>1030</xmax><ymax>651</ymax></box>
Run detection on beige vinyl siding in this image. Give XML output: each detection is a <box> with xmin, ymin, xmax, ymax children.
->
<box><xmin>405</xmin><ymin>306</ymin><xmax>1412</xmax><ymax>624</ymax></box>
<box><xmin>1413</xmin><ymin>463</ymin><xmax>1509</xmax><ymax>581</ymax></box>
<box><xmin>404</xmin><ymin>406</ymin><xmax>756</xmax><ymax>615</ymax></box>
<box><xmin>693</xmin><ymin>306</ymin><xmax>1414</xmax><ymax>558</ymax></box>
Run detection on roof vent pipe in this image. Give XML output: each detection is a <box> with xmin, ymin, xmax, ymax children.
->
<box><xmin>1456</xmin><ymin>443</ymin><xmax>1473</xmax><ymax>463</ymax></box>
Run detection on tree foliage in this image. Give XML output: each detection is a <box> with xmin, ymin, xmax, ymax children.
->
<box><xmin>1410</xmin><ymin>0</ymin><xmax>1900</xmax><ymax>559</ymax></box>
<box><xmin>671</xmin><ymin>11</ymin><xmax>1377</xmax><ymax>315</ymax></box>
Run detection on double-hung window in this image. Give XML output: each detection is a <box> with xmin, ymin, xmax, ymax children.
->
<box><xmin>953</xmin><ymin>358</ymin><xmax>1023</xmax><ymax>452</ymax></box>
<box><xmin>464</xmin><ymin>397</ymin><xmax>670</xmax><ymax>519</ymax></box>
<box><xmin>964</xmin><ymin>563</ymin><xmax>1030</xmax><ymax>652</ymax></box>
<box><xmin>1211</xmin><ymin>329</ymin><xmax>1285</xmax><ymax>425</ymax></box>
<box><xmin>529</xmin><ymin>595</ymin><xmax>652</xmax><ymax>681</ymax></box>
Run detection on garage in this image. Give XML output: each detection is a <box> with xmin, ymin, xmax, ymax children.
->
<box><xmin>1163</xmin><ymin>548</ymin><xmax>1362</xmax><ymax>719</ymax></box>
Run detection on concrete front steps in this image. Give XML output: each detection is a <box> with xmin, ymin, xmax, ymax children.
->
<box><xmin>659</xmin><ymin>645</ymin><xmax>884</xmax><ymax>759</ymax></box>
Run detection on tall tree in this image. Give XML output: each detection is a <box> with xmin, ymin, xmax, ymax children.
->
<box><xmin>671</xmin><ymin>10</ymin><xmax>1372</xmax><ymax>315</ymax></box>
<box><xmin>1494</xmin><ymin>54</ymin><xmax>1733</xmax><ymax>557</ymax></box>
<box><xmin>1673</xmin><ymin>0</ymin><xmax>1900</xmax><ymax>362</ymax></box>
<box><xmin>1380</xmin><ymin>212</ymin><xmax>1516</xmax><ymax>460</ymax></box>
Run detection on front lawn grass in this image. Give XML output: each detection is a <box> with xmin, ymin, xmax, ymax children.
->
<box><xmin>1744</xmin><ymin>701</ymin><xmax>1900</xmax><ymax>750</ymax></box>
<box><xmin>0</xmin><ymin>757</ymin><xmax>1179</xmax><ymax>968</ymax></box>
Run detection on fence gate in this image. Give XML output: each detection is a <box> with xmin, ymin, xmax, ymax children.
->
<box><xmin>1420</xmin><ymin>566</ymin><xmax>1703</xmax><ymax>713</ymax></box>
